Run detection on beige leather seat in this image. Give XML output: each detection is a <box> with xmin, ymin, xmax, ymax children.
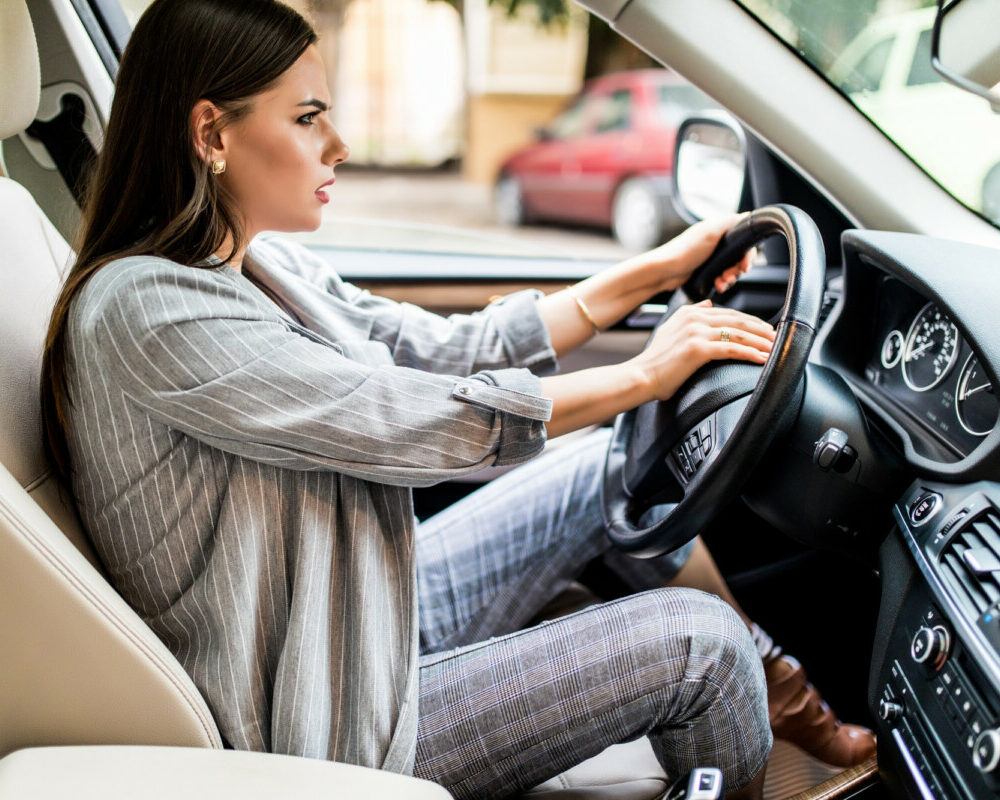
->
<box><xmin>0</xmin><ymin>1</ymin><xmax>225</xmax><ymax>756</ymax></box>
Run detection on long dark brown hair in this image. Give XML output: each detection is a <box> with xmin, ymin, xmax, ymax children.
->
<box><xmin>41</xmin><ymin>0</ymin><xmax>317</xmax><ymax>480</ymax></box>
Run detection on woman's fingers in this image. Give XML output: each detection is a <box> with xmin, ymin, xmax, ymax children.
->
<box><xmin>713</xmin><ymin>248</ymin><xmax>757</xmax><ymax>293</ymax></box>
<box><xmin>690</xmin><ymin>305</ymin><xmax>776</xmax><ymax>341</ymax></box>
<box><xmin>637</xmin><ymin>301</ymin><xmax>776</xmax><ymax>401</ymax></box>
<box><xmin>715</xmin><ymin>342</ymin><xmax>771</xmax><ymax>363</ymax></box>
<box><xmin>703</xmin><ymin>325</ymin><xmax>774</xmax><ymax>354</ymax></box>
<box><xmin>688</xmin><ymin>306</ymin><xmax>776</xmax><ymax>364</ymax></box>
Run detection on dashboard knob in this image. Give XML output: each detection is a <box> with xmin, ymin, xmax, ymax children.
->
<box><xmin>911</xmin><ymin>625</ymin><xmax>950</xmax><ymax>671</ymax></box>
<box><xmin>974</xmin><ymin>729</ymin><xmax>1000</xmax><ymax>775</ymax></box>
<box><xmin>878</xmin><ymin>699</ymin><xmax>904</xmax><ymax>725</ymax></box>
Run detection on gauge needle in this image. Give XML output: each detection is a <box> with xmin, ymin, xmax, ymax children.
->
<box><xmin>906</xmin><ymin>341</ymin><xmax>934</xmax><ymax>361</ymax></box>
<box><xmin>960</xmin><ymin>382</ymin><xmax>992</xmax><ymax>401</ymax></box>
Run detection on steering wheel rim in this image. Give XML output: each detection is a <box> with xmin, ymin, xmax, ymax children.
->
<box><xmin>600</xmin><ymin>204</ymin><xmax>826</xmax><ymax>557</ymax></box>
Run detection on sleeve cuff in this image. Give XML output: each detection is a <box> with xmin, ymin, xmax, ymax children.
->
<box><xmin>487</xmin><ymin>290</ymin><xmax>558</xmax><ymax>376</ymax></box>
<box><xmin>452</xmin><ymin>369</ymin><xmax>551</xmax><ymax>466</ymax></box>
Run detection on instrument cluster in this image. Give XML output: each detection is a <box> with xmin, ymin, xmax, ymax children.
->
<box><xmin>865</xmin><ymin>277</ymin><xmax>998</xmax><ymax>456</ymax></box>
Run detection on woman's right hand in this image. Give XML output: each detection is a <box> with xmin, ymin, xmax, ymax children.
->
<box><xmin>631</xmin><ymin>300</ymin><xmax>776</xmax><ymax>403</ymax></box>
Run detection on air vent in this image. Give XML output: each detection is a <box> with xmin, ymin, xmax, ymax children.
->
<box><xmin>938</xmin><ymin>511</ymin><xmax>1000</xmax><ymax>621</ymax></box>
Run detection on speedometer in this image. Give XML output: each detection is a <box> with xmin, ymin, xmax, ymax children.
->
<box><xmin>902</xmin><ymin>302</ymin><xmax>959</xmax><ymax>392</ymax></box>
<box><xmin>956</xmin><ymin>354</ymin><xmax>998</xmax><ymax>437</ymax></box>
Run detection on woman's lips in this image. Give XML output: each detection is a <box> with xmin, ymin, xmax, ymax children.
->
<box><xmin>316</xmin><ymin>178</ymin><xmax>335</xmax><ymax>204</ymax></box>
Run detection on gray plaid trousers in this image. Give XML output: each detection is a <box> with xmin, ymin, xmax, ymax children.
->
<box><xmin>414</xmin><ymin>428</ymin><xmax>772</xmax><ymax>798</ymax></box>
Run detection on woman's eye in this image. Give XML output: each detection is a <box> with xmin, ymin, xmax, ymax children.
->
<box><xmin>297</xmin><ymin>113</ymin><xmax>317</xmax><ymax>126</ymax></box>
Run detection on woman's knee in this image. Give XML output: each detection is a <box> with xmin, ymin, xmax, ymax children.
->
<box><xmin>639</xmin><ymin>587</ymin><xmax>771</xmax><ymax>789</ymax></box>
<box><xmin>649</xmin><ymin>586</ymin><xmax>765</xmax><ymax>706</ymax></box>
<box><xmin>601</xmin><ymin>586</ymin><xmax>765</xmax><ymax>712</ymax></box>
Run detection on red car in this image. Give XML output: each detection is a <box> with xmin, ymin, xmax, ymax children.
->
<box><xmin>494</xmin><ymin>70</ymin><xmax>716</xmax><ymax>251</ymax></box>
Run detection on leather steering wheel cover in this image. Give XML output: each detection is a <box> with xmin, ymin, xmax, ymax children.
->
<box><xmin>601</xmin><ymin>205</ymin><xmax>825</xmax><ymax>557</ymax></box>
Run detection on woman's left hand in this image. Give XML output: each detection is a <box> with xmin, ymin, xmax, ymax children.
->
<box><xmin>634</xmin><ymin>213</ymin><xmax>756</xmax><ymax>294</ymax></box>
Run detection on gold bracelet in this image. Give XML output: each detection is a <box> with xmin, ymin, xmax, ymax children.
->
<box><xmin>570</xmin><ymin>291</ymin><xmax>601</xmax><ymax>336</ymax></box>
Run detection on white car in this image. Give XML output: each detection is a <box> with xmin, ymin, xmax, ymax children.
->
<box><xmin>828</xmin><ymin>6</ymin><xmax>1000</xmax><ymax>224</ymax></box>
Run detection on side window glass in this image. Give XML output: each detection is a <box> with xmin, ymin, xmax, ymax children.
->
<box><xmin>656</xmin><ymin>85</ymin><xmax>716</xmax><ymax>126</ymax></box>
<box><xmin>906</xmin><ymin>28</ymin><xmax>941</xmax><ymax>86</ymax></box>
<box><xmin>593</xmin><ymin>90</ymin><xmax>632</xmax><ymax>133</ymax></box>
<box><xmin>547</xmin><ymin>96</ymin><xmax>590</xmax><ymax>139</ymax></box>
<box><xmin>841</xmin><ymin>36</ymin><xmax>894</xmax><ymax>93</ymax></box>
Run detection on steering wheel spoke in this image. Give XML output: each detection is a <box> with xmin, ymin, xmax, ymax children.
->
<box><xmin>666</xmin><ymin>412</ymin><xmax>719</xmax><ymax>487</ymax></box>
<box><xmin>601</xmin><ymin>205</ymin><xmax>824</xmax><ymax>557</ymax></box>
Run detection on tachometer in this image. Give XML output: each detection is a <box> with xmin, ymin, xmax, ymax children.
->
<box><xmin>956</xmin><ymin>354</ymin><xmax>998</xmax><ymax>437</ymax></box>
<box><xmin>903</xmin><ymin>303</ymin><xmax>959</xmax><ymax>392</ymax></box>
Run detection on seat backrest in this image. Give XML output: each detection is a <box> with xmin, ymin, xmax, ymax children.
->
<box><xmin>0</xmin><ymin>0</ymin><xmax>222</xmax><ymax>758</ymax></box>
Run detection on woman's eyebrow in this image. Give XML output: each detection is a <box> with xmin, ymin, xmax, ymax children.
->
<box><xmin>297</xmin><ymin>98</ymin><xmax>329</xmax><ymax>111</ymax></box>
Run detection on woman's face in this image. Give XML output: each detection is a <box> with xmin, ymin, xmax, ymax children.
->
<box><xmin>216</xmin><ymin>45</ymin><xmax>349</xmax><ymax>237</ymax></box>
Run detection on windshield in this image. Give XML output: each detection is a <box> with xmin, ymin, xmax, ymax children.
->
<box><xmin>737</xmin><ymin>0</ymin><xmax>1000</xmax><ymax>228</ymax></box>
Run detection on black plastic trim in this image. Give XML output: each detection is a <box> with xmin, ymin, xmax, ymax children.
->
<box><xmin>86</xmin><ymin>0</ymin><xmax>132</xmax><ymax>61</ymax></box>
<box><xmin>68</xmin><ymin>0</ymin><xmax>118</xmax><ymax>77</ymax></box>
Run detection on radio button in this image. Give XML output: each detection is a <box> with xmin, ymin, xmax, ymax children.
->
<box><xmin>910</xmin><ymin>492</ymin><xmax>942</xmax><ymax>526</ymax></box>
<box><xmin>974</xmin><ymin>729</ymin><xmax>1000</xmax><ymax>775</ymax></box>
<box><xmin>878</xmin><ymin>700</ymin><xmax>903</xmax><ymax>725</ymax></box>
<box><xmin>911</xmin><ymin>625</ymin><xmax>950</xmax><ymax>671</ymax></box>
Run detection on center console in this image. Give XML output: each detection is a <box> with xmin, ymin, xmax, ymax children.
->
<box><xmin>874</xmin><ymin>480</ymin><xmax>1000</xmax><ymax>799</ymax></box>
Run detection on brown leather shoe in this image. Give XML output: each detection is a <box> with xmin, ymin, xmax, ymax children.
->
<box><xmin>765</xmin><ymin>653</ymin><xmax>877</xmax><ymax>768</ymax></box>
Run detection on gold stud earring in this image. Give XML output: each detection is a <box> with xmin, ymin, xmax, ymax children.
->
<box><xmin>211</xmin><ymin>159</ymin><xmax>227</xmax><ymax>175</ymax></box>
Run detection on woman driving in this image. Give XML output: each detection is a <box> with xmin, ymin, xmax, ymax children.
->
<box><xmin>40</xmin><ymin>1</ymin><xmax>872</xmax><ymax>797</ymax></box>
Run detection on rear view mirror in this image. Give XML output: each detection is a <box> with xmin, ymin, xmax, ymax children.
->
<box><xmin>672</xmin><ymin>114</ymin><xmax>748</xmax><ymax>223</ymax></box>
<box><xmin>933</xmin><ymin>0</ymin><xmax>1000</xmax><ymax>112</ymax></box>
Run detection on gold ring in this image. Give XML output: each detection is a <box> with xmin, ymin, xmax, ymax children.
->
<box><xmin>720</xmin><ymin>328</ymin><xmax>731</xmax><ymax>343</ymax></box>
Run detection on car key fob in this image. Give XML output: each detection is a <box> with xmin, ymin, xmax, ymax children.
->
<box><xmin>664</xmin><ymin>767</ymin><xmax>723</xmax><ymax>800</ymax></box>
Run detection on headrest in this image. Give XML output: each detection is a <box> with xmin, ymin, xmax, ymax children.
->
<box><xmin>0</xmin><ymin>1</ymin><xmax>41</xmax><ymax>142</ymax></box>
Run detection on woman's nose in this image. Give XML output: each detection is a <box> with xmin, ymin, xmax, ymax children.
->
<box><xmin>326</xmin><ymin>128</ymin><xmax>350</xmax><ymax>166</ymax></box>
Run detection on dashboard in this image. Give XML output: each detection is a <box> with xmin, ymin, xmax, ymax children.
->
<box><xmin>818</xmin><ymin>230</ymin><xmax>1000</xmax><ymax>479</ymax></box>
<box><xmin>811</xmin><ymin>229</ymin><xmax>1000</xmax><ymax>800</ymax></box>
<box><xmin>864</xmin><ymin>277</ymin><xmax>999</xmax><ymax>458</ymax></box>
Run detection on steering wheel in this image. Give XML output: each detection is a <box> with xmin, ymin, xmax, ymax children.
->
<box><xmin>601</xmin><ymin>205</ymin><xmax>826</xmax><ymax>557</ymax></box>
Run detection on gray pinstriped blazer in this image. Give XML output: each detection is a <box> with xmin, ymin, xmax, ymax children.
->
<box><xmin>63</xmin><ymin>236</ymin><xmax>557</xmax><ymax>772</ymax></box>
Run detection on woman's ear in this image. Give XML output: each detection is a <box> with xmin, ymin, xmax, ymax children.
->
<box><xmin>191</xmin><ymin>99</ymin><xmax>224</xmax><ymax>164</ymax></box>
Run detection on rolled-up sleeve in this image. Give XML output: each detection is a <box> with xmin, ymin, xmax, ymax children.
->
<box><xmin>76</xmin><ymin>261</ymin><xmax>551</xmax><ymax>485</ymax></box>
<box><xmin>451</xmin><ymin>369</ymin><xmax>551</xmax><ymax>465</ymax></box>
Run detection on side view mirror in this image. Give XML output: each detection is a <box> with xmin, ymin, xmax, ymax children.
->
<box><xmin>534</xmin><ymin>126</ymin><xmax>555</xmax><ymax>142</ymax></box>
<box><xmin>932</xmin><ymin>0</ymin><xmax>1000</xmax><ymax>112</ymax></box>
<box><xmin>671</xmin><ymin>112</ymin><xmax>749</xmax><ymax>223</ymax></box>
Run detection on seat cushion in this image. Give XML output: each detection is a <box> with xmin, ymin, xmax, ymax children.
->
<box><xmin>526</xmin><ymin>739</ymin><xmax>668</xmax><ymax>800</ymax></box>
<box><xmin>0</xmin><ymin>746</ymin><xmax>452</xmax><ymax>800</ymax></box>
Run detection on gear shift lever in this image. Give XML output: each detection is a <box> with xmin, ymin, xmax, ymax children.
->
<box><xmin>664</xmin><ymin>767</ymin><xmax>723</xmax><ymax>800</ymax></box>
